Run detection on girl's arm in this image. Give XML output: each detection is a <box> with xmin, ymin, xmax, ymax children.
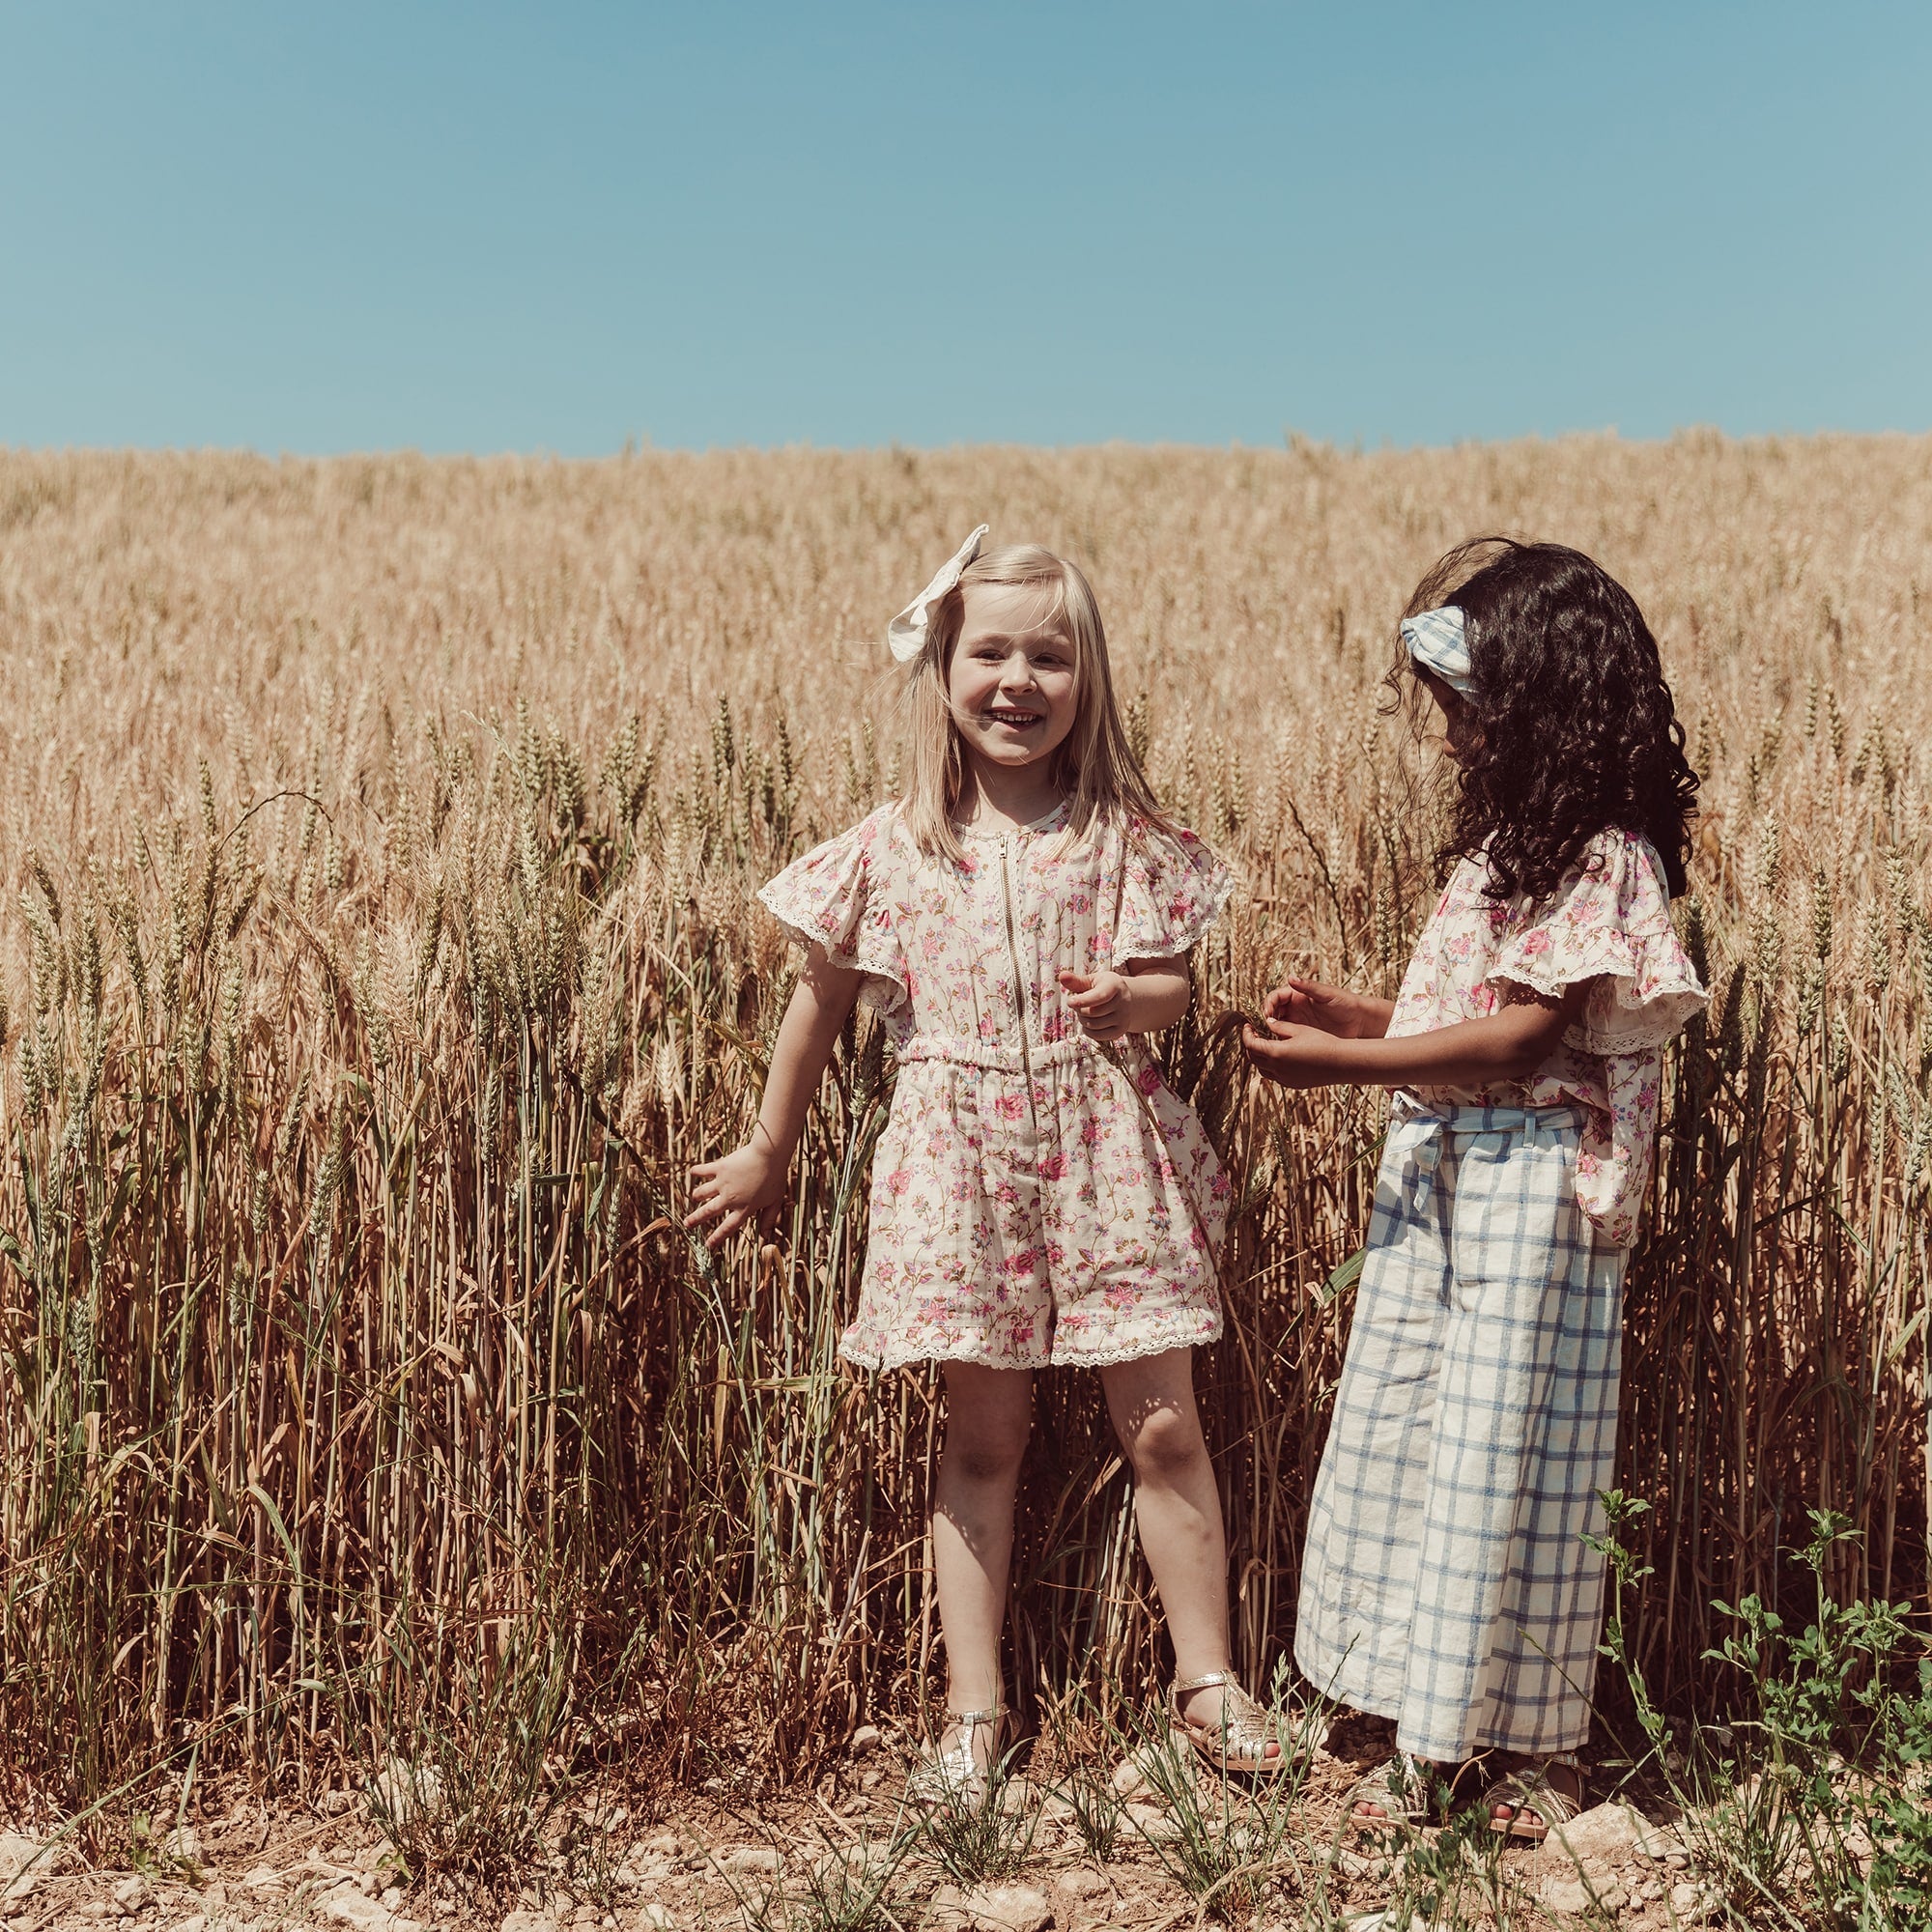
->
<box><xmin>1058</xmin><ymin>956</ymin><xmax>1190</xmax><ymax>1043</ymax></box>
<box><xmin>686</xmin><ymin>944</ymin><xmax>864</xmax><ymax>1248</ymax></box>
<box><xmin>1243</xmin><ymin>980</ymin><xmax>1595</xmax><ymax>1090</ymax></box>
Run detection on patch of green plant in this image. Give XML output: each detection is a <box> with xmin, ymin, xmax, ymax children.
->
<box><xmin>1594</xmin><ymin>1498</ymin><xmax>1932</xmax><ymax>1932</ymax></box>
<box><xmin>344</xmin><ymin>1597</ymin><xmax>580</xmax><ymax>1906</ymax></box>
<box><xmin>912</xmin><ymin>1745</ymin><xmax>1042</xmax><ymax>1889</ymax></box>
<box><xmin>1114</xmin><ymin>1666</ymin><xmax>1316</xmax><ymax>1919</ymax></box>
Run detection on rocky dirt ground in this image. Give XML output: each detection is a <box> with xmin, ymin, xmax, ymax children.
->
<box><xmin>0</xmin><ymin>1719</ymin><xmax>1720</xmax><ymax>1932</ymax></box>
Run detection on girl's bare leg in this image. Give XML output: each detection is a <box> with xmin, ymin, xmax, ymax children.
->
<box><xmin>931</xmin><ymin>1362</ymin><xmax>1035</xmax><ymax>1765</ymax></box>
<box><xmin>1100</xmin><ymin>1347</ymin><xmax>1272</xmax><ymax>1747</ymax></box>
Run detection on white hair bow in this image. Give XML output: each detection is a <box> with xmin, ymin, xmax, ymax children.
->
<box><xmin>1401</xmin><ymin>604</ymin><xmax>1474</xmax><ymax>696</ymax></box>
<box><xmin>887</xmin><ymin>525</ymin><xmax>990</xmax><ymax>663</ymax></box>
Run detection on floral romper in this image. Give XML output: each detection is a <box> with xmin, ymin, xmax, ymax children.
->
<box><xmin>758</xmin><ymin>801</ymin><xmax>1236</xmax><ymax>1371</ymax></box>
<box><xmin>1295</xmin><ymin>830</ymin><xmax>1706</xmax><ymax>1761</ymax></box>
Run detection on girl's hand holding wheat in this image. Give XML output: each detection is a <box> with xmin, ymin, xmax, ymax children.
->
<box><xmin>685</xmin><ymin>1138</ymin><xmax>786</xmax><ymax>1249</ymax></box>
<box><xmin>1263</xmin><ymin>977</ymin><xmax>1394</xmax><ymax>1040</ymax></box>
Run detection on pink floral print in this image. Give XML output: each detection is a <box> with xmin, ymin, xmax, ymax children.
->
<box><xmin>757</xmin><ymin>803</ymin><xmax>1236</xmax><ymax>1369</ymax></box>
<box><xmin>1386</xmin><ymin>829</ymin><xmax>1706</xmax><ymax>1248</ymax></box>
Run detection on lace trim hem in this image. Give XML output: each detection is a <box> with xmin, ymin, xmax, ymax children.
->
<box><xmin>755</xmin><ymin>894</ymin><xmax>908</xmax><ymax>1018</ymax></box>
<box><xmin>1487</xmin><ymin>953</ymin><xmax>1705</xmax><ymax>1058</ymax></box>
<box><xmin>1113</xmin><ymin>864</ymin><xmax>1239</xmax><ymax>969</ymax></box>
<box><xmin>839</xmin><ymin>1313</ymin><xmax>1222</xmax><ymax>1374</ymax></box>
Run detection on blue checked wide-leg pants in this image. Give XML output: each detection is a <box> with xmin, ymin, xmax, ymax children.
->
<box><xmin>1293</xmin><ymin>1104</ymin><xmax>1627</xmax><ymax>1762</ymax></box>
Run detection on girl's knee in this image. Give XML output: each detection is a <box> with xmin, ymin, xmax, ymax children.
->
<box><xmin>945</xmin><ymin>1414</ymin><xmax>1032</xmax><ymax>1484</ymax></box>
<box><xmin>1119</xmin><ymin>1403</ymin><xmax>1208</xmax><ymax>1482</ymax></box>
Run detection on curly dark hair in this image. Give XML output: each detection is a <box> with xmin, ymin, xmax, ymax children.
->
<box><xmin>1390</xmin><ymin>537</ymin><xmax>1699</xmax><ymax>902</ymax></box>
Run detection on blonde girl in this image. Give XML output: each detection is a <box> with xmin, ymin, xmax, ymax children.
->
<box><xmin>687</xmin><ymin>528</ymin><xmax>1283</xmax><ymax>1796</ymax></box>
<box><xmin>1245</xmin><ymin>538</ymin><xmax>1706</xmax><ymax>1839</ymax></box>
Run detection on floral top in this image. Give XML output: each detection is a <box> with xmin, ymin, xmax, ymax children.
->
<box><xmin>1387</xmin><ymin>830</ymin><xmax>1707</xmax><ymax>1249</ymax></box>
<box><xmin>756</xmin><ymin>801</ymin><xmax>1237</xmax><ymax>1370</ymax></box>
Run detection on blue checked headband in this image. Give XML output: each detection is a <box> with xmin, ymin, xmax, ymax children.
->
<box><xmin>1401</xmin><ymin>605</ymin><xmax>1473</xmax><ymax>696</ymax></box>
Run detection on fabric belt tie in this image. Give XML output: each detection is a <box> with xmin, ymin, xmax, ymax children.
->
<box><xmin>1387</xmin><ymin>1098</ymin><xmax>1581</xmax><ymax>1218</ymax></box>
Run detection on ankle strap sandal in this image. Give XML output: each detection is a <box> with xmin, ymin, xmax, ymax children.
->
<box><xmin>1484</xmin><ymin>1750</ymin><xmax>1587</xmax><ymax>1841</ymax></box>
<box><xmin>1168</xmin><ymin>1671</ymin><xmax>1288</xmax><ymax>1777</ymax></box>
<box><xmin>1348</xmin><ymin>1751</ymin><xmax>1461</xmax><ymax>1829</ymax></box>
<box><xmin>906</xmin><ymin>1705</ymin><xmax>1012</xmax><ymax>1808</ymax></box>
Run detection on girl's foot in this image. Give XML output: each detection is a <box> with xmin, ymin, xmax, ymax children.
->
<box><xmin>1169</xmin><ymin>1671</ymin><xmax>1288</xmax><ymax>1776</ymax></box>
<box><xmin>1484</xmin><ymin>1752</ymin><xmax>1588</xmax><ymax>1840</ymax></box>
<box><xmin>906</xmin><ymin>1706</ymin><xmax>1012</xmax><ymax>1808</ymax></box>
<box><xmin>1348</xmin><ymin>1752</ymin><xmax>1470</xmax><ymax>1829</ymax></box>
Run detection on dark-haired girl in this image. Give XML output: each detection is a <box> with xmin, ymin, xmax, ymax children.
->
<box><xmin>1244</xmin><ymin>540</ymin><xmax>1706</xmax><ymax>1839</ymax></box>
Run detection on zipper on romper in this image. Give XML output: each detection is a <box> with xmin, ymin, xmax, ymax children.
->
<box><xmin>998</xmin><ymin>834</ymin><xmax>1041</xmax><ymax>1138</ymax></box>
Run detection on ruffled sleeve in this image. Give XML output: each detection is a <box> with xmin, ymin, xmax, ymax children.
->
<box><xmin>756</xmin><ymin>807</ymin><xmax>907</xmax><ymax>1017</ymax></box>
<box><xmin>1107</xmin><ymin>822</ymin><xmax>1236</xmax><ymax>968</ymax></box>
<box><xmin>1486</xmin><ymin>831</ymin><xmax>1706</xmax><ymax>1056</ymax></box>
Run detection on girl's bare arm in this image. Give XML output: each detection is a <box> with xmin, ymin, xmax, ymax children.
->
<box><xmin>1242</xmin><ymin>980</ymin><xmax>1595</xmax><ymax>1090</ymax></box>
<box><xmin>686</xmin><ymin>945</ymin><xmax>864</xmax><ymax>1247</ymax></box>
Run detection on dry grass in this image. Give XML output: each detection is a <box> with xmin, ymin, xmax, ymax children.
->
<box><xmin>0</xmin><ymin>436</ymin><xmax>1925</xmax><ymax>1816</ymax></box>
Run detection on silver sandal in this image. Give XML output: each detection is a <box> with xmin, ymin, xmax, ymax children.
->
<box><xmin>906</xmin><ymin>1705</ymin><xmax>1012</xmax><ymax>1808</ymax></box>
<box><xmin>1348</xmin><ymin>1752</ymin><xmax>1462</xmax><ymax>1829</ymax></box>
<box><xmin>1484</xmin><ymin>1750</ymin><xmax>1587</xmax><ymax>1841</ymax></box>
<box><xmin>1168</xmin><ymin>1671</ymin><xmax>1288</xmax><ymax>1776</ymax></box>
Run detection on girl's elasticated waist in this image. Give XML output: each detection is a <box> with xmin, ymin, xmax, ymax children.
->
<box><xmin>896</xmin><ymin>1034</ymin><xmax>1141</xmax><ymax>1077</ymax></box>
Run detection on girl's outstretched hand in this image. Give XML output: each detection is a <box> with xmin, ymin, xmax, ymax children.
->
<box><xmin>1059</xmin><ymin>968</ymin><xmax>1134</xmax><ymax>1042</ymax></box>
<box><xmin>1263</xmin><ymin>978</ymin><xmax>1392</xmax><ymax>1040</ymax></box>
<box><xmin>686</xmin><ymin>1143</ymin><xmax>785</xmax><ymax>1250</ymax></box>
<box><xmin>1241</xmin><ymin>1015</ymin><xmax>1355</xmax><ymax>1088</ymax></box>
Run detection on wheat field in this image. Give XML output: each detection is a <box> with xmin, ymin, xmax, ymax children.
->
<box><xmin>0</xmin><ymin>436</ymin><xmax>1926</xmax><ymax>1811</ymax></box>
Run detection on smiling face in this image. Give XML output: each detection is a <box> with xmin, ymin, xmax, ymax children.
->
<box><xmin>947</xmin><ymin>580</ymin><xmax>1081</xmax><ymax>777</ymax></box>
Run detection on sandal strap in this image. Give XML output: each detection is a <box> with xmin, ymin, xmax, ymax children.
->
<box><xmin>1486</xmin><ymin>1760</ymin><xmax>1586</xmax><ymax>1823</ymax></box>
<box><xmin>1349</xmin><ymin>1752</ymin><xmax>1436</xmax><ymax>1820</ymax></box>
<box><xmin>946</xmin><ymin>1706</ymin><xmax>1005</xmax><ymax>1730</ymax></box>
<box><xmin>1168</xmin><ymin>1670</ymin><xmax>1234</xmax><ymax>1717</ymax></box>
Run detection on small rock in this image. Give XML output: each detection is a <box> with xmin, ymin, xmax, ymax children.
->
<box><xmin>1634</xmin><ymin>1820</ymin><xmax>1690</xmax><ymax>1862</ymax></box>
<box><xmin>1109</xmin><ymin>1755</ymin><xmax>1156</xmax><ymax>1801</ymax></box>
<box><xmin>1049</xmin><ymin>1870</ymin><xmax>1110</xmax><ymax>1930</ymax></box>
<box><xmin>369</xmin><ymin>1758</ymin><xmax>446</xmax><ymax>1829</ymax></box>
<box><xmin>164</xmin><ymin>1825</ymin><xmax>203</xmax><ymax>1864</ymax></box>
<box><xmin>175</xmin><ymin>1918</ymin><xmax>208</xmax><ymax>1932</ymax></box>
<box><xmin>317</xmin><ymin>1885</ymin><xmax>424</xmax><ymax>1931</ymax></box>
<box><xmin>1538</xmin><ymin>1800</ymin><xmax>1646</xmax><ymax>1870</ymax></box>
<box><xmin>1541</xmin><ymin>1874</ymin><xmax>1627</xmax><ymax>1917</ymax></box>
<box><xmin>638</xmin><ymin>1907</ymin><xmax>675</xmax><ymax>1932</ymax></box>
<box><xmin>114</xmin><ymin>1876</ymin><xmax>153</xmax><ymax>1911</ymax></box>
<box><xmin>497</xmin><ymin>1913</ymin><xmax>556</xmax><ymax>1932</ymax></box>
<box><xmin>850</xmin><ymin>1723</ymin><xmax>884</xmax><ymax>1755</ymax></box>
<box><xmin>716</xmin><ymin>1845</ymin><xmax>781</xmax><ymax>1874</ymax></box>
<box><xmin>242</xmin><ymin>1864</ymin><xmax>286</xmax><ymax>1892</ymax></box>
<box><xmin>954</xmin><ymin>1885</ymin><xmax>1053</xmax><ymax>1932</ymax></box>
<box><xmin>1123</xmin><ymin>1801</ymin><xmax>1180</xmax><ymax>1844</ymax></box>
<box><xmin>1669</xmin><ymin>1881</ymin><xmax>1721</xmax><ymax>1922</ymax></box>
<box><xmin>0</xmin><ymin>1832</ymin><xmax>46</xmax><ymax>1904</ymax></box>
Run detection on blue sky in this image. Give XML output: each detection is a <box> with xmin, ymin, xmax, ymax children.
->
<box><xmin>3</xmin><ymin>2</ymin><xmax>1928</xmax><ymax>453</ymax></box>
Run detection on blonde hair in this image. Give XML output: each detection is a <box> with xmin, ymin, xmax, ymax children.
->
<box><xmin>895</xmin><ymin>543</ymin><xmax>1173</xmax><ymax>864</ymax></box>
